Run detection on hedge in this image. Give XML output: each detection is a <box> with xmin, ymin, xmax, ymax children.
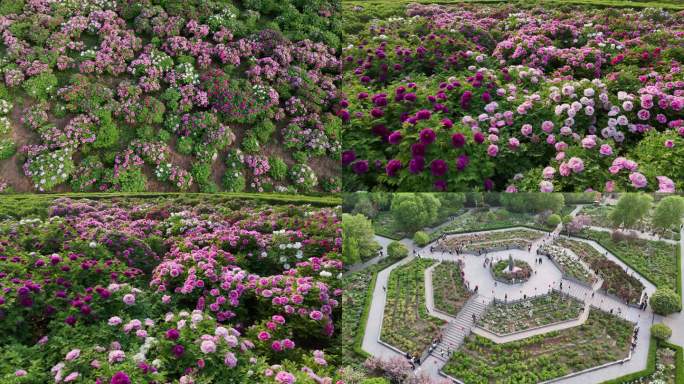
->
<box><xmin>601</xmin><ymin>339</ymin><xmax>684</xmax><ymax>384</ymax></box>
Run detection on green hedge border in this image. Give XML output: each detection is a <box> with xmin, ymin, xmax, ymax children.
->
<box><xmin>601</xmin><ymin>338</ymin><xmax>683</xmax><ymax>384</ymax></box>
<box><xmin>575</xmin><ymin>231</ymin><xmax>682</xmax><ymax>296</ymax></box>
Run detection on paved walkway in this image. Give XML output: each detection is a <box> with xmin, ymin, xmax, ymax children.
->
<box><xmin>358</xmin><ymin>203</ymin><xmax>679</xmax><ymax>384</ymax></box>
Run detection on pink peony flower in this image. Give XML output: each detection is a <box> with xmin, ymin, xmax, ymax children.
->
<box><xmin>542</xmin><ymin>167</ymin><xmax>555</xmax><ymax>179</ymax></box>
<box><xmin>539</xmin><ymin>181</ymin><xmax>554</xmax><ymax>192</ymax></box>
<box><xmin>65</xmin><ymin>349</ymin><xmax>80</xmax><ymax>361</ymax></box>
<box><xmin>122</xmin><ymin>294</ymin><xmax>135</xmax><ymax>306</ymax></box>
<box><xmin>629</xmin><ymin>172</ymin><xmax>648</xmax><ymax>189</ymax></box>
<box><xmin>656</xmin><ymin>176</ymin><xmax>675</xmax><ymax>193</ymax></box>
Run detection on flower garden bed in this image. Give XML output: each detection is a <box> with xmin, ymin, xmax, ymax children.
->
<box><xmin>432</xmin><ymin>261</ymin><xmax>472</xmax><ymax>316</ymax></box>
<box><xmin>0</xmin><ymin>1</ymin><xmax>342</xmax><ymax>193</ymax></box>
<box><xmin>443</xmin><ymin>310</ymin><xmax>634</xmax><ymax>383</ymax></box>
<box><xmin>439</xmin><ymin>228</ymin><xmax>543</xmax><ymax>251</ymax></box>
<box><xmin>380</xmin><ymin>259</ymin><xmax>445</xmax><ymax>357</ymax></box>
<box><xmin>556</xmin><ymin>238</ymin><xmax>645</xmax><ymax>305</ymax></box>
<box><xmin>0</xmin><ymin>195</ymin><xmax>342</xmax><ymax>383</ymax></box>
<box><xmin>477</xmin><ymin>291</ymin><xmax>584</xmax><ymax>335</ymax></box>
<box><xmin>341</xmin><ymin>2</ymin><xmax>684</xmax><ymax>192</ymax></box>
<box><xmin>580</xmin><ymin>229</ymin><xmax>680</xmax><ymax>294</ymax></box>
<box><xmin>491</xmin><ymin>259</ymin><xmax>533</xmax><ymax>284</ymax></box>
<box><xmin>538</xmin><ymin>243</ymin><xmax>597</xmax><ymax>286</ymax></box>
<box><xmin>429</xmin><ymin>210</ymin><xmax>552</xmax><ymax>241</ymax></box>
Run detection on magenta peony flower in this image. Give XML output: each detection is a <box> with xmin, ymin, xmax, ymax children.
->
<box><xmin>110</xmin><ymin>371</ymin><xmax>131</xmax><ymax>384</ymax></box>
<box><xmin>341</xmin><ymin>151</ymin><xmax>356</xmax><ymax>166</ymax></box>
<box><xmin>386</xmin><ymin>159</ymin><xmax>402</xmax><ymax>177</ymax></box>
<box><xmin>171</xmin><ymin>344</ymin><xmax>185</xmax><ymax>358</ymax></box>
<box><xmin>411</xmin><ymin>142</ymin><xmax>426</xmax><ymax>157</ymax></box>
<box><xmin>351</xmin><ymin>160</ymin><xmax>369</xmax><ymax>174</ymax></box>
<box><xmin>456</xmin><ymin>155</ymin><xmax>469</xmax><ymax>171</ymax></box>
<box><xmin>542</xmin><ymin>167</ymin><xmax>555</xmax><ymax>179</ymax></box>
<box><xmin>434</xmin><ymin>180</ymin><xmax>447</xmax><ymax>191</ymax></box>
<box><xmin>599</xmin><ymin>144</ymin><xmax>613</xmax><ymax>156</ymax></box>
<box><xmin>388</xmin><ymin>130</ymin><xmax>402</xmax><ymax>144</ymax></box>
<box><xmin>664</xmin><ymin>139</ymin><xmax>675</xmax><ymax>148</ymax></box>
<box><xmin>275</xmin><ymin>371</ymin><xmax>296</xmax><ymax>384</ymax></box>
<box><xmin>419</xmin><ymin>128</ymin><xmax>436</xmax><ymax>144</ymax></box>
<box><xmin>408</xmin><ymin>157</ymin><xmax>425</xmax><ymax>174</ymax></box>
<box><xmin>451</xmin><ymin>133</ymin><xmax>466</xmax><ymax>148</ymax></box>
<box><xmin>484</xmin><ymin>179</ymin><xmax>494</xmax><ymax>191</ymax></box>
<box><xmin>473</xmin><ymin>131</ymin><xmax>485</xmax><ymax>144</ymax></box>
<box><xmin>430</xmin><ymin>159</ymin><xmax>448</xmax><ymax>177</ymax></box>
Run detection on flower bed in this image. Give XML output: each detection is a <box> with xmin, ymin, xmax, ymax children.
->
<box><xmin>0</xmin><ymin>1</ymin><xmax>341</xmax><ymax>193</ymax></box>
<box><xmin>380</xmin><ymin>259</ymin><xmax>445</xmax><ymax>357</ymax></box>
<box><xmin>491</xmin><ymin>259</ymin><xmax>533</xmax><ymax>284</ymax></box>
<box><xmin>439</xmin><ymin>228</ymin><xmax>542</xmax><ymax>252</ymax></box>
<box><xmin>580</xmin><ymin>229</ymin><xmax>679</xmax><ymax>294</ymax></box>
<box><xmin>430</xmin><ymin>209</ymin><xmax>552</xmax><ymax>241</ymax></box>
<box><xmin>538</xmin><ymin>243</ymin><xmax>596</xmax><ymax>286</ymax></box>
<box><xmin>477</xmin><ymin>291</ymin><xmax>584</xmax><ymax>335</ymax></box>
<box><xmin>556</xmin><ymin>238</ymin><xmax>645</xmax><ymax>305</ymax></box>
<box><xmin>0</xmin><ymin>195</ymin><xmax>342</xmax><ymax>383</ymax></box>
<box><xmin>432</xmin><ymin>261</ymin><xmax>472</xmax><ymax>316</ymax></box>
<box><xmin>443</xmin><ymin>310</ymin><xmax>634</xmax><ymax>383</ymax></box>
<box><xmin>341</xmin><ymin>3</ymin><xmax>684</xmax><ymax>192</ymax></box>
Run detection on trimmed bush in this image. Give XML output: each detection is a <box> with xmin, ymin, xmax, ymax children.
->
<box><xmin>413</xmin><ymin>231</ymin><xmax>430</xmax><ymax>247</ymax></box>
<box><xmin>387</xmin><ymin>241</ymin><xmax>408</xmax><ymax>260</ymax></box>
<box><xmin>650</xmin><ymin>289</ymin><xmax>682</xmax><ymax>315</ymax></box>
<box><xmin>651</xmin><ymin>323</ymin><xmax>672</xmax><ymax>341</ymax></box>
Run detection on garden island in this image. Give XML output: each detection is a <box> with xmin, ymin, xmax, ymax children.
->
<box><xmin>341</xmin><ymin>192</ymin><xmax>684</xmax><ymax>384</ymax></box>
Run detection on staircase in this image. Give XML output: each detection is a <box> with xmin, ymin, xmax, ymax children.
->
<box><xmin>429</xmin><ymin>294</ymin><xmax>491</xmax><ymax>362</ymax></box>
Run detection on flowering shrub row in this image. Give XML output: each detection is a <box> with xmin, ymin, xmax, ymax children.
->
<box><xmin>0</xmin><ymin>0</ymin><xmax>342</xmax><ymax>193</ymax></box>
<box><xmin>341</xmin><ymin>3</ymin><xmax>684</xmax><ymax>192</ymax></box>
<box><xmin>0</xmin><ymin>196</ymin><xmax>343</xmax><ymax>383</ymax></box>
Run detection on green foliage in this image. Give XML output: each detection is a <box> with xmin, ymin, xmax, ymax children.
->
<box><xmin>390</xmin><ymin>193</ymin><xmax>441</xmax><ymax>233</ymax></box>
<box><xmin>387</xmin><ymin>241</ymin><xmax>408</xmax><ymax>260</ymax></box>
<box><xmin>610</xmin><ymin>193</ymin><xmax>653</xmax><ymax>228</ymax></box>
<box><xmin>22</xmin><ymin>72</ymin><xmax>58</xmax><ymax>101</ymax></box>
<box><xmin>92</xmin><ymin>109</ymin><xmax>119</xmax><ymax>149</ymax></box>
<box><xmin>222</xmin><ymin>169</ymin><xmax>246</xmax><ymax>192</ymax></box>
<box><xmin>342</xmin><ymin>213</ymin><xmax>379</xmax><ymax>265</ymax></box>
<box><xmin>241</xmin><ymin>133</ymin><xmax>260</xmax><ymax>154</ymax></box>
<box><xmin>0</xmin><ymin>0</ymin><xmax>24</xmax><ymax>16</ymax></box>
<box><xmin>176</xmin><ymin>136</ymin><xmax>194</xmax><ymax>155</ymax></box>
<box><xmin>547</xmin><ymin>213</ymin><xmax>561</xmax><ymax>226</ymax></box>
<box><xmin>651</xmin><ymin>323</ymin><xmax>672</xmax><ymax>341</ymax></box>
<box><xmin>653</xmin><ymin>196</ymin><xmax>684</xmax><ymax>232</ymax></box>
<box><xmin>0</xmin><ymin>139</ymin><xmax>16</xmax><ymax>160</ymax></box>
<box><xmin>191</xmin><ymin>162</ymin><xmax>217</xmax><ymax>193</ymax></box>
<box><xmin>650</xmin><ymin>289</ymin><xmax>682</xmax><ymax>315</ymax></box>
<box><xmin>113</xmin><ymin>168</ymin><xmax>147</xmax><ymax>192</ymax></box>
<box><xmin>500</xmin><ymin>193</ymin><xmax>565</xmax><ymax>214</ymax></box>
<box><xmin>268</xmin><ymin>156</ymin><xmax>288</xmax><ymax>181</ymax></box>
<box><xmin>413</xmin><ymin>231</ymin><xmax>430</xmax><ymax>247</ymax></box>
<box><xmin>254</xmin><ymin>119</ymin><xmax>276</xmax><ymax>143</ymax></box>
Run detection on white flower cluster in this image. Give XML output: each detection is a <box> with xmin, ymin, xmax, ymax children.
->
<box><xmin>176</xmin><ymin>62</ymin><xmax>199</xmax><ymax>85</ymax></box>
<box><xmin>0</xmin><ymin>99</ymin><xmax>11</xmax><ymax>115</ymax></box>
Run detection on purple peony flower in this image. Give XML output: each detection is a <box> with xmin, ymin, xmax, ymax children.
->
<box><xmin>451</xmin><ymin>133</ymin><xmax>466</xmax><ymax>148</ymax></box>
<box><xmin>430</xmin><ymin>159</ymin><xmax>448</xmax><ymax>177</ymax></box>
<box><xmin>351</xmin><ymin>160</ymin><xmax>369</xmax><ymax>174</ymax></box>
<box><xmin>110</xmin><ymin>372</ymin><xmax>131</xmax><ymax>384</ymax></box>
<box><xmin>341</xmin><ymin>150</ymin><xmax>356</xmax><ymax>166</ymax></box>
<box><xmin>419</xmin><ymin>128</ymin><xmax>436</xmax><ymax>144</ymax></box>
<box><xmin>388</xmin><ymin>130</ymin><xmax>403</xmax><ymax>144</ymax></box>
<box><xmin>386</xmin><ymin>159</ymin><xmax>402</xmax><ymax>177</ymax></box>
<box><xmin>408</xmin><ymin>157</ymin><xmax>425</xmax><ymax>174</ymax></box>
<box><xmin>456</xmin><ymin>155</ymin><xmax>470</xmax><ymax>171</ymax></box>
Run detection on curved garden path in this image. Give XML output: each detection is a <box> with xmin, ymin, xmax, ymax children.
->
<box><xmin>358</xmin><ymin>204</ymin><xmax>681</xmax><ymax>384</ymax></box>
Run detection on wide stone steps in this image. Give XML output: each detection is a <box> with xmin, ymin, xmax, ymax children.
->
<box><xmin>429</xmin><ymin>295</ymin><xmax>490</xmax><ymax>362</ymax></box>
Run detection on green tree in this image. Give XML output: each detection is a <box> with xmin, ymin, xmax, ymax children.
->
<box><xmin>650</xmin><ymin>323</ymin><xmax>672</xmax><ymax>341</ymax></box>
<box><xmin>387</xmin><ymin>241</ymin><xmax>408</xmax><ymax>260</ymax></box>
<box><xmin>547</xmin><ymin>214</ymin><xmax>561</xmax><ymax>226</ymax></box>
<box><xmin>610</xmin><ymin>193</ymin><xmax>653</xmax><ymax>228</ymax></box>
<box><xmin>652</xmin><ymin>196</ymin><xmax>684</xmax><ymax>232</ymax></box>
<box><xmin>390</xmin><ymin>193</ymin><xmax>441</xmax><ymax>233</ymax></box>
<box><xmin>500</xmin><ymin>193</ymin><xmax>564</xmax><ymax>213</ymax></box>
<box><xmin>413</xmin><ymin>231</ymin><xmax>429</xmax><ymax>247</ymax></box>
<box><xmin>342</xmin><ymin>213</ymin><xmax>379</xmax><ymax>265</ymax></box>
<box><xmin>649</xmin><ymin>289</ymin><xmax>682</xmax><ymax>316</ymax></box>
<box><xmin>437</xmin><ymin>193</ymin><xmax>466</xmax><ymax>211</ymax></box>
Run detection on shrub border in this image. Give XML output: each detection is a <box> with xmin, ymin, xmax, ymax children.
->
<box><xmin>353</xmin><ymin>269</ymin><xmax>379</xmax><ymax>359</ymax></box>
<box><xmin>600</xmin><ymin>338</ymin><xmax>683</xmax><ymax>384</ymax></box>
<box><xmin>429</xmin><ymin>224</ymin><xmax>552</xmax><ymax>242</ymax></box>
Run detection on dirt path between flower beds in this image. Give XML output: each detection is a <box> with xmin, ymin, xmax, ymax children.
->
<box><xmin>1</xmin><ymin>102</ymin><xmax>40</xmax><ymax>192</ymax></box>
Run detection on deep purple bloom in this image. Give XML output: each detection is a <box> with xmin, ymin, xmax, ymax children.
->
<box><xmin>473</xmin><ymin>132</ymin><xmax>485</xmax><ymax>144</ymax></box>
<box><xmin>342</xmin><ymin>151</ymin><xmax>356</xmax><ymax>166</ymax></box>
<box><xmin>408</xmin><ymin>157</ymin><xmax>425</xmax><ymax>174</ymax></box>
<box><xmin>388</xmin><ymin>131</ymin><xmax>403</xmax><ymax>144</ymax></box>
<box><xmin>451</xmin><ymin>133</ymin><xmax>466</xmax><ymax>148</ymax></box>
<box><xmin>65</xmin><ymin>315</ymin><xmax>76</xmax><ymax>326</ymax></box>
<box><xmin>166</xmin><ymin>329</ymin><xmax>180</xmax><ymax>340</ymax></box>
<box><xmin>419</xmin><ymin>128</ymin><xmax>436</xmax><ymax>144</ymax></box>
<box><xmin>430</xmin><ymin>159</ymin><xmax>448</xmax><ymax>177</ymax></box>
<box><xmin>411</xmin><ymin>143</ymin><xmax>426</xmax><ymax>157</ymax></box>
<box><xmin>110</xmin><ymin>371</ymin><xmax>131</xmax><ymax>384</ymax></box>
<box><xmin>370</xmin><ymin>108</ymin><xmax>384</xmax><ymax>118</ymax></box>
<box><xmin>416</xmin><ymin>109</ymin><xmax>431</xmax><ymax>120</ymax></box>
<box><xmin>386</xmin><ymin>159</ymin><xmax>402</xmax><ymax>177</ymax></box>
<box><xmin>171</xmin><ymin>344</ymin><xmax>185</xmax><ymax>358</ymax></box>
<box><xmin>352</xmin><ymin>160</ymin><xmax>369</xmax><ymax>174</ymax></box>
<box><xmin>456</xmin><ymin>155</ymin><xmax>470</xmax><ymax>171</ymax></box>
<box><xmin>484</xmin><ymin>179</ymin><xmax>494</xmax><ymax>191</ymax></box>
<box><xmin>403</xmin><ymin>93</ymin><xmax>417</xmax><ymax>102</ymax></box>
